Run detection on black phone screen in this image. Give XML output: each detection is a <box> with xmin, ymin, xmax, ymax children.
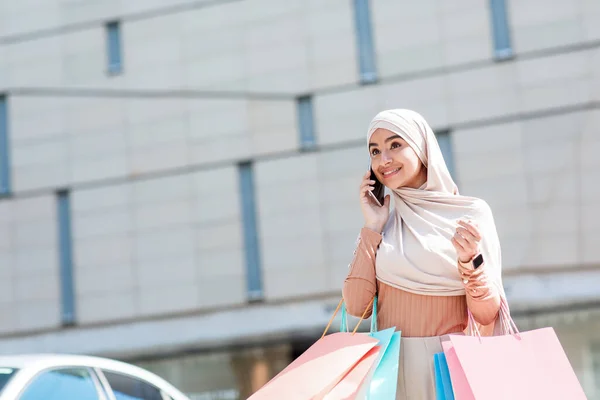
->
<box><xmin>369</xmin><ymin>169</ymin><xmax>385</xmax><ymax>206</ymax></box>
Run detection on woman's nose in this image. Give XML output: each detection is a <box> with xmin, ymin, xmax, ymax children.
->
<box><xmin>381</xmin><ymin>150</ymin><xmax>392</xmax><ymax>164</ymax></box>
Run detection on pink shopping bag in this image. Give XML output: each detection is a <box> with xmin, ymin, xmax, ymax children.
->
<box><xmin>441</xmin><ymin>340</ymin><xmax>474</xmax><ymax>400</ymax></box>
<box><xmin>248</xmin><ymin>332</ymin><xmax>379</xmax><ymax>400</ymax></box>
<box><xmin>249</xmin><ymin>298</ymin><xmax>379</xmax><ymax>400</ymax></box>
<box><xmin>323</xmin><ymin>345</ymin><xmax>381</xmax><ymax>400</ymax></box>
<box><xmin>325</xmin><ymin>301</ymin><xmax>398</xmax><ymax>400</ymax></box>
<box><xmin>442</xmin><ymin>300</ymin><xmax>586</xmax><ymax>400</ymax></box>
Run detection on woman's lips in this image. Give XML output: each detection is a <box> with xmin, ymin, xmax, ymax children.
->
<box><xmin>381</xmin><ymin>168</ymin><xmax>400</xmax><ymax>180</ymax></box>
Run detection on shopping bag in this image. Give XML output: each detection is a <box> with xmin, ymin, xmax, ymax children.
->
<box><xmin>335</xmin><ymin>296</ymin><xmax>401</xmax><ymax>400</ymax></box>
<box><xmin>324</xmin><ymin>345</ymin><xmax>381</xmax><ymax>400</ymax></box>
<box><xmin>440</xmin><ymin>340</ymin><xmax>473</xmax><ymax>400</ymax></box>
<box><xmin>433</xmin><ymin>352</ymin><xmax>455</xmax><ymax>400</ymax></box>
<box><xmin>249</xmin><ymin>299</ymin><xmax>380</xmax><ymax>400</ymax></box>
<box><xmin>368</xmin><ymin>328</ymin><xmax>401</xmax><ymax>400</ymax></box>
<box><xmin>248</xmin><ymin>332</ymin><xmax>379</xmax><ymax>400</ymax></box>
<box><xmin>323</xmin><ymin>297</ymin><xmax>389</xmax><ymax>400</ymax></box>
<box><xmin>366</xmin><ymin>297</ymin><xmax>401</xmax><ymax>400</ymax></box>
<box><xmin>442</xmin><ymin>299</ymin><xmax>587</xmax><ymax>400</ymax></box>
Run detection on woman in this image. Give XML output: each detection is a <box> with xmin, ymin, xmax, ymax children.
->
<box><xmin>343</xmin><ymin>109</ymin><xmax>504</xmax><ymax>399</ymax></box>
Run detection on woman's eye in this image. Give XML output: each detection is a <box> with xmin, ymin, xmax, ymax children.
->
<box><xmin>391</xmin><ymin>142</ymin><xmax>401</xmax><ymax>149</ymax></box>
<box><xmin>371</xmin><ymin>149</ymin><xmax>380</xmax><ymax>156</ymax></box>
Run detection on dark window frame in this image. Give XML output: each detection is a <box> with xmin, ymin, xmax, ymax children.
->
<box><xmin>106</xmin><ymin>21</ymin><xmax>124</xmax><ymax>75</ymax></box>
<box><xmin>100</xmin><ymin>369</ymin><xmax>164</xmax><ymax>400</ymax></box>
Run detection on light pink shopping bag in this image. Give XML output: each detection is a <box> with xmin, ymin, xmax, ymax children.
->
<box><xmin>443</xmin><ymin>326</ymin><xmax>587</xmax><ymax>399</ymax></box>
<box><xmin>441</xmin><ymin>340</ymin><xmax>474</xmax><ymax>400</ymax></box>
<box><xmin>249</xmin><ymin>332</ymin><xmax>379</xmax><ymax>400</ymax></box>
<box><xmin>323</xmin><ymin>346</ymin><xmax>380</xmax><ymax>400</ymax></box>
<box><xmin>249</xmin><ymin>298</ymin><xmax>379</xmax><ymax>400</ymax></box>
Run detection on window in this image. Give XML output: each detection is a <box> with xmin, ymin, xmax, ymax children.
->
<box><xmin>102</xmin><ymin>371</ymin><xmax>162</xmax><ymax>400</ymax></box>
<box><xmin>106</xmin><ymin>21</ymin><xmax>123</xmax><ymax>74</ymax></box>
<box><xmin>19</xmin><ymin>368</ymin><xmax>100</xmax><ymax>400</ymax></box>
<box><xmin>0</xmin><ymin>95</ymin><xmax>10</xmax><ymax>196</ymax></box>
<box><xmin>489</xmin><ymin>0</ymin><xmax>513</xmax><ymax>60</ymax></box>
<box><xmin>57</xmin><ymin>190</ymin><xmax>76</xmax><ymax>326</ymax></box>
<box><xmin>0</xmin><ymin>367</ymin><xmax>18</xmax><ymax>391</ymax></box>
<box><xmin>238</xmin><ymin>162</ymin><xmax>263</xmax><ymax>301</ymax></box>
<box><xmin>297</xmin><ymin>95</ymin><xmax>316</xmax><ymax>150</ymax></box>
<box><xmin>435</xmin><ymin>131</ymin><xmax>456</xmax><ymax>180</ymax></box>
<box><xmin>353</xmin><ymin>0</ymin><xmax>377</xmax><ymax>84</ymax></box>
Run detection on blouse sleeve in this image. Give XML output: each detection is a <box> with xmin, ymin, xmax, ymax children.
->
<box><xmin>342</xmin><ymin>227</ymin><xmax>382</xmax><ymax>318</ymax></box>
<box><xmin>458</xmin><ymin>260</ymin><xmax>501</xmax><ymax>326</ymax></box>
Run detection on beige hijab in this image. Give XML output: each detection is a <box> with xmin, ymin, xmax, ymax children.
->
<box><xmin>369</xmin><ymin>109</ymin><xmax>503</xmax><ymax>296</ymax></box>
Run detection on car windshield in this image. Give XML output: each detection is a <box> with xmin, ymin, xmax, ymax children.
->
<box><xmin>0</xmin><ymin>368</ymin><xmax>18</xmax><ymax>392</ymax></box>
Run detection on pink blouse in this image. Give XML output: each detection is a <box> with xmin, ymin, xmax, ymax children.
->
<box><xmin>343</xmin><ymin>228</ymin><xmax>501</xmax><ymax>337</ymax></box>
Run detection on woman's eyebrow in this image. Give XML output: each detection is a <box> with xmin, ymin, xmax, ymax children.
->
<box><xmin>369</xmin><ymin>135</ymin><xmax>400</xmax><ymax>148</ymax></box>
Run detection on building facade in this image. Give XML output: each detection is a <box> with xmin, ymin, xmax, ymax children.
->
<box><xmin>1</xmin><ymin>0</ymin><xmax>600</xmax><ymax>398</ymax></box>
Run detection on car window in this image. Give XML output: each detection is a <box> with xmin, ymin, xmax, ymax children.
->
<box><xmin>102</xmin><ymin>370</ymin><xmax>162</xmax><ymax>400</ymax></box>
<box><xmin>19</xmin><ymin>367</ymin><xmax>100</xmax><ymax>400</ymax></box>
<box><xmin>0</xmin><ymin>368</ymin><xmax>18</xmax><ymax>392</ymax></box>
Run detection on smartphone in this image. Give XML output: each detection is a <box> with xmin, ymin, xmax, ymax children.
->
<box><xmin>368</xmin><ymin>167</ymin><xmax>385</xmax><ymax>207</ymax></box>
<box><xmin>473</xmin><ymin>254</ymin><xmax>484</xmax><ymax>269</ymax></box>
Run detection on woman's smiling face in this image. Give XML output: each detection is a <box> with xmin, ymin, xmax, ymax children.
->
<box><xmin>369</xmin><ymin>128</ymin><xmax>427</xmax><ymax>190</ymax></box>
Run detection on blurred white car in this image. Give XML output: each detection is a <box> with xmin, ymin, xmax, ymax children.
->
<box><xmin>0</xmin><ymin>354</ymin><xmax>190</xmax><ymax>400</ymax></box>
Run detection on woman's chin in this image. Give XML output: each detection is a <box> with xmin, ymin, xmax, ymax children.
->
<box><xmin>384</xmin><ymin>179</ymin><xmax>406</xmax><ymax>190</ymax></box>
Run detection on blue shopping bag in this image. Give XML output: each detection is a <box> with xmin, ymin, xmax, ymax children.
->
<box><xmin>369</xmin><ymin>329</ymin><xmax>400</xmax><ymax>399</ymax></box>
<box><xmin>434</xmin><ymin>352</ymin><xmax>455</xmax><ymax>400</ymax></box>
<box><xmin>341</xmin><ymin>297</ymin><xmax>401</xmax><ymax>400</ymax></box>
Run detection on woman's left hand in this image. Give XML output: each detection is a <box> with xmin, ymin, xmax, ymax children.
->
<box><xmin>451</xmin><ymin>220</ymin><xmax>481</xmax><ymax>263</ymax></box>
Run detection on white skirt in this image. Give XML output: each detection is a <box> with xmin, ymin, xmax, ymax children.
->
<box><xmin>396</xmin><ymin>336</ymin><xmax>444</xmax><ymax>400</ymax></box>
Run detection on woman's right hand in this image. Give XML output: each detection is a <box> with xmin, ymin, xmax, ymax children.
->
<box><xmin>359</xmin><ymin>171</ymin><xmax>390</xmax><ymax>233</ymax></box>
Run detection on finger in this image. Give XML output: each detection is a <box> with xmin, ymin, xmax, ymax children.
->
<box><xmin>360</xmin><ymin>188</ymin><xmax>368</xmax><ymax>201</ymax></box>
<box><xmin>360</xmin><ymin>185</ymin><xmax>375</xmax><ymax>196</ymax></box>
<box><xmin>361</xmin><ymin>186</ymin><xmax>375</xmax><ymax>197</ymax></box>
<box><xmin>359</xmin><ymin>180</ymin><xmax>376</xmax><ymax>190</ymax></box>
<box><xmin>453</xmin><ymin>231</ymin><xmax>470</xmax><ymax>249</ymax></box>
<box><xmin>360</xmin><ymin>190</ymin><xmax>371</xmax><ymax>203</ymax></box>
<box><xmin>362</xmin><ymin>180</ymin><xmax>376</xmax><ymax>187</ymax></box>
<box><xmin>456</xmin><ymin>227</ymin><xmax>476</xmax><ymax>244</ymax></box>
<box><xmin>363</xmin><ymin>191</ymin><xmax>381</xmax><ymax>206</ymax></box>
<box><xmin>359</xmin><ymin>182</ymin><xmax>370</xmax><ymax>194</ymax></box>
<box><xmin>457</xmin><ymin>219</ymin><xmax>476</xmax><ymax>231</ymax></box>
<box><xmin>451</xmin><ymin>236</ymin><xmax>465</xmax><ymax>251</ymax></box>
<box><xmin>457</xmin><ymin>220</ymin><xmax>481</xmax><ymax>240</ymax></box>
<box><xmin>359</xmin><ymin>184</ymin><xmax>376</xmax><ymax>198</ymax></box>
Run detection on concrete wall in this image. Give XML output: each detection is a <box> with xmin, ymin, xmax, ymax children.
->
<box><xmin>7</xmin><ymin>96</ymin><xmax>297</xmax><ymax>192</ymax></box>
<box><xmin>71</xmin><ymin>167</ymin><xmax>247</xmax><ymax>325</ymax></box>
<box><xmin>0</xmin><ymin>0</ymin><xmax>359</xmax><ymax>92</ymax></box>
<box><xmin>0</xmin><ymin>195</ymin><xmax>61</xmax><ymax>333</ymax></box>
